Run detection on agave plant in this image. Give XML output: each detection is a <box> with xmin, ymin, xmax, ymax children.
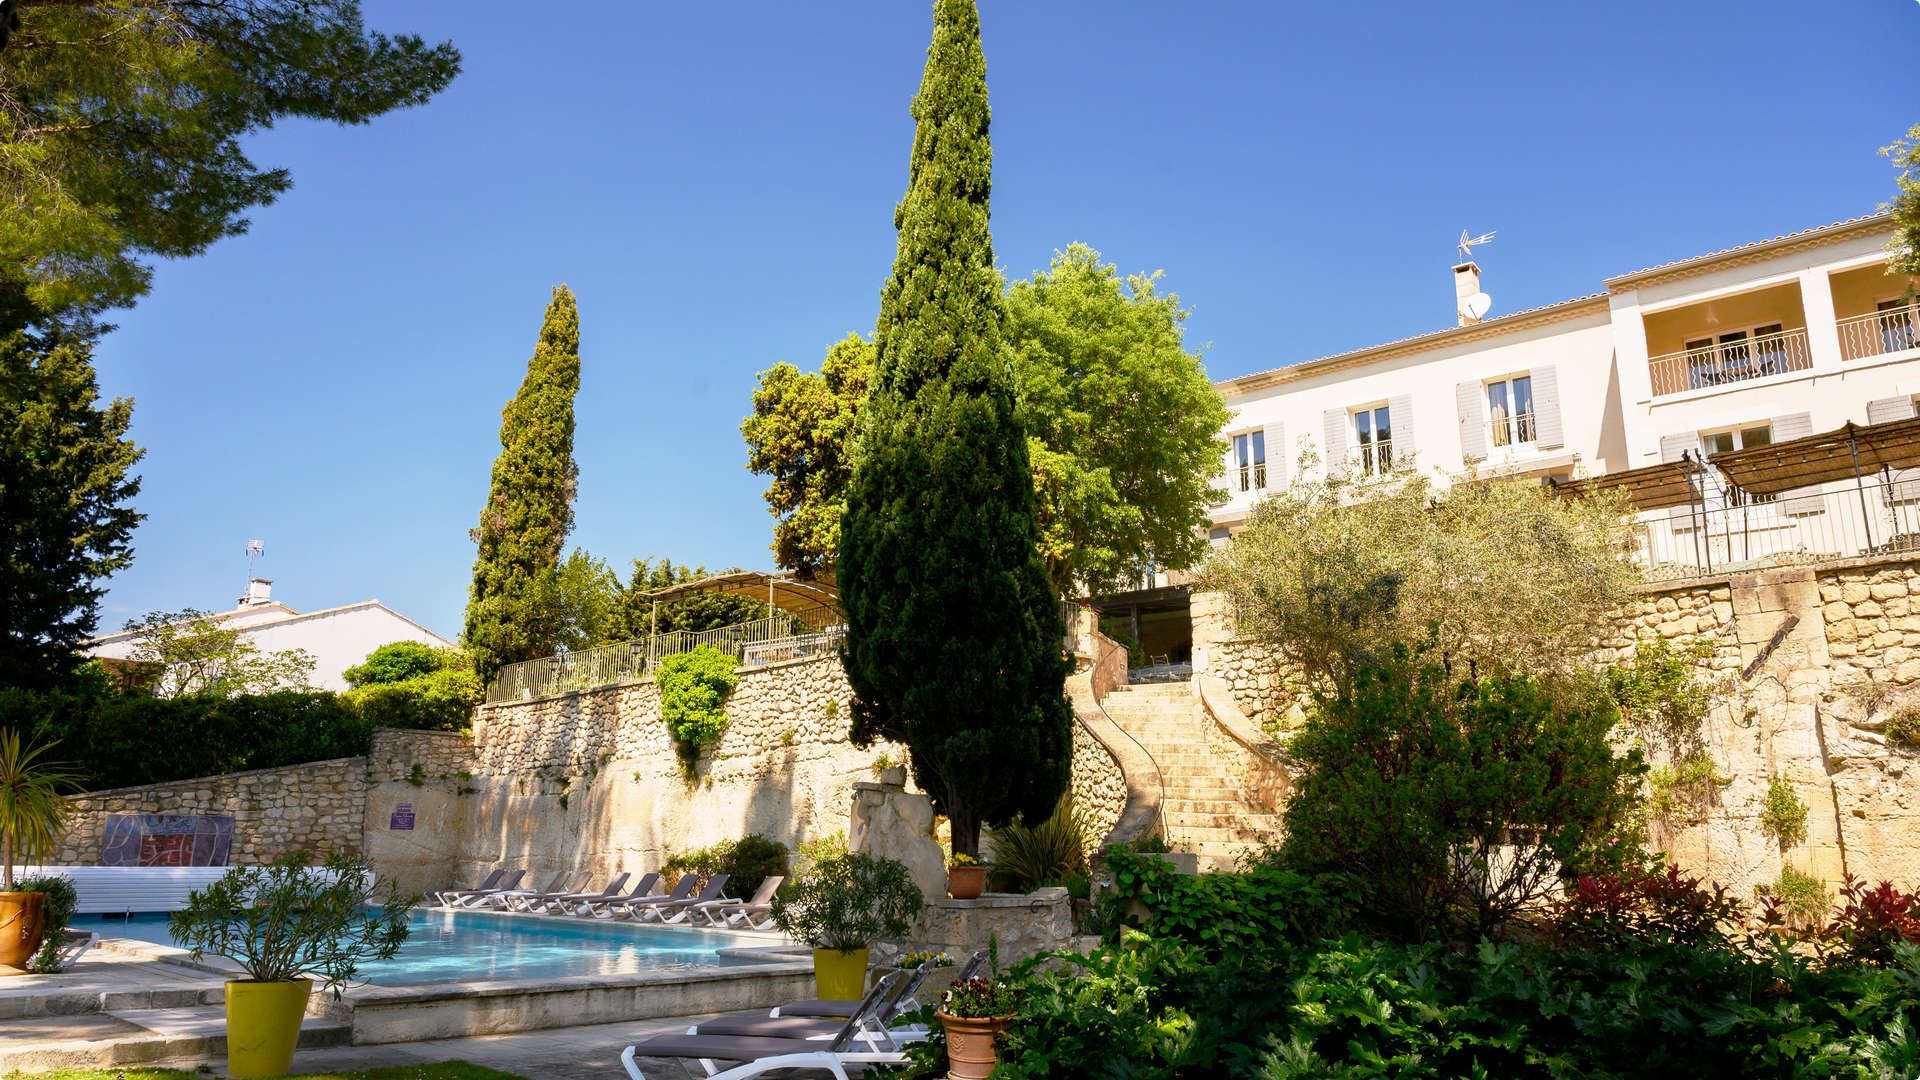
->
<box><xmin>990</xmin><ymin>796</ymin><xmax>1091</xmax><ymax>892</ymax></box>
<box><xmin>0</xmin><ymin>730</ymin><xmax>78</xmax><ymax>891</ymax></box>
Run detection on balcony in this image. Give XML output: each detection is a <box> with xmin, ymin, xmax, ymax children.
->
<box><xmin>1647</xmin><ymin>326</ymin><xmax>1812</xmax><ymax>397</ymax></box>
<box><xmin>1836</xmin><ymin>302</ymin><xmax>1920</xmax><ymax>361</ymax></box>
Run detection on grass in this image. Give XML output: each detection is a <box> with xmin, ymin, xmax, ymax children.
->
<box><xmin>6</xmin><ymin>1065</ymin><xmax>523</xmax><ymax>1080</ymax></box>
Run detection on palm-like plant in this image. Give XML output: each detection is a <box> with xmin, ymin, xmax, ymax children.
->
<box><xmin>0</xmin><ymin>730</ymin><xmax>78</xmax><ymax>891</ymax></box>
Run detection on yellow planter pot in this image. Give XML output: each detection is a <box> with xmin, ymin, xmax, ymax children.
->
<box><xmin>225</xmin><ymin>978</ymin><xmax>312</xmax><ymax>1078</ymax></box>
<box><xmin>812</xmin><ymin>947</ymin><xmax>869</xmax><ymax>1001</ymax></box>
<box><xmin>0</xmin><ymin>892</ymin><xmax>47</xmax><ymax>972</ymax></box>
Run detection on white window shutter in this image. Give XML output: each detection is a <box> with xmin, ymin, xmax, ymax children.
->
<box><xmin>1659</xmin><ymin>432</ymin><xmax>1696</xmax><ymax>463</ymax></box>
<box><xmin>1868</xmin><ymin>397</ymin><xmax>1916</xmax><ymax>425</ymax></box>
<box><xmin>1530</xmin><ymin>366</ymin><xmax>1565</xmax><ymax>449</ymax></box>
<box><xmin>1322</xmin><ymin>409</ymin><xmax>1348</xmax><ymax>471</ymax></box>
<box><xmin>1456</xmin><ymin>381</ymin><xmax>1487</xmax><ymax>463</ymax></box>
<box><xmin>1770</xmin><ymin>412</ymin><xmax>1813</xmax><ymax>443</ymax></box>
<box><xmin>1263</xmin><ymin>423</ymin><xmax>1285</xmax><ymax>487</ymax></box>
<box><xmin>1386</xmin><ymin>395</ymin><xmax>1415</xmax><ymax>468</ymax></box>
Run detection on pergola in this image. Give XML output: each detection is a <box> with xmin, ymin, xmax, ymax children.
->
<box><xmin>643</xmin><ymin>570</ymin><xmax>844</xmax><ymax>629</ymax></box>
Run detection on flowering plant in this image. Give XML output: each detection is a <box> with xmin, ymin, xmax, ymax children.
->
<box><xmin>949</xmin><ymin>853</ymin><xmax>980</xmax><ymax>869</ymax></box>
<box><xmin>940</xmin><ymin>976</ymin><xmax>1019</xmax><ymax>1019</ymax></box>
<box><xmin>899</xmin><ymin>950</ymin><xmax>955</xmax><ymax>968</ymax></box>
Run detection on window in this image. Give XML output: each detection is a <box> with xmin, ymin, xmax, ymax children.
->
<box><xmin>1701</xmin><ymin>424</ymin><xmax>1773</xmax><ymax>505</ymax></box>
<box><xmin>1878</xmin><ymin>298</ymin><xmax>1918</xmax><ymax>354</ymax></box>
<box><xmin>1486</xmin><ymin>375</ymin><xmax>1534</xmax><ymax>447</ymax></box>
<box><xmin>1232</xmin><ymin>430</ymin><xmax>1266</xmax><ymax>493</ymax></box>
<box><xmin>1352</xmin><ymin>405</ymin><xmax>1393</xmax><ymax>476</ymax></box>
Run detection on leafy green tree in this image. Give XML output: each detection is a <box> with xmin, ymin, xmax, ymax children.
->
<box><xmin>464</xmin><ymin>287</ymin><xmax>581</xmax><ymax>684</ymax></box>
<box><xmin>0</xmin><ymin>329</ymin><xmax>142</xmax><ymax>689</ymax></box>
<box><xmin>121</xmin><ymin>609</ymin><xmax>316</xmax><ymax>696</ymax></box>
<box><xmin>1008</xmin><ymin>244</ymin><xmax>1227</xmax><ymax>594</ymax></box>
<box><xmin>839</xmin><ymin>0</ymin><xmax>1071</xmax><ymax>858</ymax></box>
<box><xmin>540</xmin><ymin>549</ymin><xmax>625</xmax><ymax>653</ymax></box>
<box><xmin>343</xmin><ymin>641</ymin><xmax>449</xmax><ymax>688</ymax></box>
<box><xmin>618</xmin><ymin>557</ymin><xmax>774</xmax><ymax>638</ymax></box>
<box><xmin>741</xmin><ymin>334</ymin><xmax>872</xmax><ymax>578</ymax></box>
<box><xmin>1886</xmin><ymin>123</ymin><xmax>1920</xmax><ymax>278</ymax></box>
<box><xmin>0</xmin><ymin>0</ymin><xmax>459</xmax><ymax>328</ymax></box>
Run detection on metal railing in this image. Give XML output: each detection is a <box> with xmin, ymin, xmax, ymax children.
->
<box><xmin>1487</xmin><ymin>410</ymin><xmax>1536</xmax><ymax>449</ymax></box>
<box><xmin>1235</xmin><ymin>462</ymin><xmax>1267</xmax><ymax>493</ymax></box>
<box><xmin>1837</xmin><ymin>305</ymin><xmax>1920</xmax><ymax>362</ymax></box>
<box><xmin>1647</xmin><ymin>327</ymin><xmax>1812</xmax><ymax>397</ymax></box>
<box><xmin>1635</xmin><ymin>475</ymin><xmax>1920</xmax><ymax>582</ymax></box>
<box><xmin>488</xmin><ymin>614</ymin><xmax>847</xmax><ymax>703</ymax></box>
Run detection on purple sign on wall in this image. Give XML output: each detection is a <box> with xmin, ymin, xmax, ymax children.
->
<box><xmin>389</xmin><ymin>804</ymin><xmax>415</xmax><ymax>831</ymax></box>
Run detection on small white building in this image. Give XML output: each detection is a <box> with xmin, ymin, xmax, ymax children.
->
<box><xmin>86</xmin><ymin>579</ymin><xmax>455</xmax><ymax>692</ymax></box>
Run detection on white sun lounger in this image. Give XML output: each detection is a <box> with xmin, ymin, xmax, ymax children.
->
<box><xmin>430</xmin><ymin>868</ymin><xmax>505</xmax><ymax>907</ymax></box>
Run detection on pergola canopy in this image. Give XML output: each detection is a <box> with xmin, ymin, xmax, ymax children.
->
<box><xmin>645</xmin><ymin>570</ymin><xmax>843</xmax><ymax>628</ymax></box>
<box><xmin>1707</xmin><ymin>417</ymin><xmax>1920</xmax><ymax>496</ymax></box>
<box><xmin>1549</xmin><ymin>459</ymin><xmax>1706</xmax><ymax>512</ymax></box>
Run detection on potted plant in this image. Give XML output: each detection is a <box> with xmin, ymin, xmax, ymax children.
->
<box><xmin>937</xmin><ymin>975</ymin><xmax>1020</xmax><ymax>1079</ymax></box>
<box><xmin>947</xmin><ymin>852</ymin><xmax>986</xmax><ymax>900</ymax></box>
<box><xmin>169</xmin><ymin>853</ymin><xmax>416</xmax><ymax>1078</ymax></box>
<box><xmin>0</xmin><ymin>730</ymin><xmax>77</xmax><ymax>972</ymax></box>
<box><xmin>771</xmin><ymin>852</ymin><xmax>922</xmax><ymax>1001</ymax></box>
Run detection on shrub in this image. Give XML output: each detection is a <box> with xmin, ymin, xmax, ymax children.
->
<box><xmin>1885</xmin><ymin>704</ymin><xmax>1920</xmax><ymax>749</ymax></box>
<box><xmin>1093</xmin><ymin>848</ymin><xmax>1360</xmax><ymax>956</ymax></box>
<box><xmin>1605</xmin><ymin>635</ymin><xmax>1717</xmax><ymax>758</ymax></box>
<box><xmin>989</xmin><ymin>796</ymin><xmax>1089</xmax><ymax>892</ymax></box>
<box><xmin>940</xmin><ymin>975</ymin><xmax>1020</xmax><ymax>1019</ymax></box>
<box><xmin>662</xmin><ymin>833</ymin><xmax>789</xmax><ymax>897</ymax></box>
<box><xmin>655</xmin><ymin>646</ymin><xmax>738</xmax><ymax>771</ymax></box>
<box><xmin>1647</xmin><ymin>751</ymin><xmax>1730</xmax><ymax>826</ymax></box>
<box><xmin>1821</xmin><ymin>875</ymin><xmax>1920</xmax><ymax>967</ymax></box>
<box><xmin>771</xmin><ymin>852</ymin><xmax>922</xmax><ymax>953</ymax></box>
<box><xmin>17</xmin><ymin>873</ymin><xmax>78</xmax><ymax>973</ymax></box>
<box><xmin>1551</xmin><ymin>863</ymin><xmax>1743</xmax><ymax>950</ymax></box>
<box><xmin>344</xmin><ymin>667</ymin><xmax>483</xmax><ymax>732</ymax></box>
<box><xmin>1276</xmin><ymin>650</ymin><xmax>1647</xmax><ymax>940</ymax></box>
<box><xmin>344</xmin><ymin>641</ymin><xmax>453</xmax><ymax>687</ymax></box>
<box><xmin>1761</xmin><ymin>865</ymin><xmax>1832</xmax><ymax>933</ymax></box>
<box><xmin>1759</xmin><ymin>775</ymin><xmax>1810</xmax><ymax>849</ymax></box>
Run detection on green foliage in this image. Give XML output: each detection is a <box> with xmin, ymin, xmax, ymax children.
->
<box><xmin>1605</xmin><ymin>636</ymin><xmax>1717</xmax><ymax>758</ymax></box>
<box><xmin>1277</xmin><ymin>651</ymin><xmax>1647</xmax><ymax>941</ymax></box>
<box><xmin>464</xmin><ymin>288</ymin><xmax>582</xmax><ymax>684</ymax></box>
<box><xmin>770</xmin><ymin>852</ymin><xmax>923</xmax><ymax>953</ymax></box>
<box><xmin>838</xmin><ymin>0</ymin><xmax>1071</xmax><ymax>859</ymax></box>
<box><xmin>1646</xmin><ymin>752</ymin><xmax>1731</xmax><ymax>826</ymax></box>
<box><xmin>1203</xmin><ymin>468</ymin><xmax>1638</xmax><ymax>693</ymax></box>
<box><xmin>1007</xmin><ymin>244</ymin><xmax>1228</xmax><ymax>594</ymax></box>
<box><xmin>1550</xmin><ymin>863</ymin><xmax>1744</xmax><ymax>951</ymax></box>
<box><xmin>121</xmin><ymin>608</ymin><xmax>316</xmax><ymax>695</ymax></box>
<box><xmin>1763</xmin><ymin>865</ymin><xmax>1833</xmax><ymax>931</ymax></box>
<box><xmin>654</xmin><ymin>646</ymin><xmax>738</xmax><ymax>771</ymax></box>
<box><xmin>344</xmin><ymin>642</ymin><xmax>454</xmax><ymax>688</ymax></box>
<box><xmin>989</xmin><ymin>797</ymin><xmax>1090</xmax><ymax>892</ymax></box>
<box><xmin>344</xmin><ymin>667</ymin><xmax>482</xmax><ymax>733</ymax></box>
<box><xmin>1886</xmin><ymin>703</ymin><xmax>1920</xmax><ymax>749</ymax></box>
<box><xmin>1760</xmin><ymin>775</ymin><xmax>1810</xmax><ymax>849</ymax></box>
<box><xmin>794</xmin><ymin>831</ymin><xmax>849</xmax><ymax>876</ymax></box>
<box><xmin>15</xmin><ymin>687</ymin><xmax>372</xmax><ymax>790</ymax></box>
<box><xmin>662</xmin><ymin>833</ymin><xmax>789</xmax><ymax>898</ymax></box>
<box><xmin>940</xmin><ymin>975</ymin><xmax>1021</xmax><ymax>1019</ymax></box>
<box><xmin>0</xmin><ymin>1</ymin><xmax>459</xmax><ymax>326</ymax></box>
<box><xmin>538</xmin><ymin>548</ymin><xmax>627</xmax><ymax>653</ymax></box>
<box><xmin>18</xmin><ymin>872</ymin><xmax>77</xmax><ymax>973</ymax></box>
<box><xmin>0</xmin><ymin>330</ymin><xmax>143</xmax><ymax>689</ymax></box>
<box><xmin>0</xmin><ymin>730</ymin><xmax>77</xmax><ymax>890</ymax></box>
<box><xmin>741</xmin><ymin>334</ymin><xmax>872</xmax><ymax>577</ymax></box>
<box><xmin>168</xmin><ymin>853</ymin><xmax>416</xmax><ymax>994</ymax></box>
<box><xmin>618</xmin><ymin>556</ymin><xmax>776</xmax><ymax>638</ymax></box>
<box><xmin>1887</xmin><ymin>122</ymin><xmax>1920</xmax><ymax>278</ymax></box>
<box><xmin>1094</xmin><ymin>849</ymin><xmax>1361</xmax><ymax>958</ymax></box>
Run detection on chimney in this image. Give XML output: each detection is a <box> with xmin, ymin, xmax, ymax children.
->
<box><xmin>1453</xmin><ymin>262</ymin><xmax>1484</xmax><ymax>326</ymax></box>
<box><xmin>239</xmin><ymin>578</ymin><xmax>273</xmax><ymax>607</ymax></box>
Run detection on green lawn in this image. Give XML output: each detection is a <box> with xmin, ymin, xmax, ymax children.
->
<box><xmin>6</xmin><ymin>1065</ymin><xmax>523</xmax><ymax>1080</ymax></box>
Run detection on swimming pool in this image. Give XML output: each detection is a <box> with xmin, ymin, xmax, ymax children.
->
<box><xmin>82</xmin><ymin>907</ymin><xmax>775</xmax><ymax>986</ymax></box>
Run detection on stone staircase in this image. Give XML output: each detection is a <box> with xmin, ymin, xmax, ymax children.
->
<box><xmin>1099</xmin><ymin>681</ymin><xmax>1283</xmax><ymax>870</ymax></box>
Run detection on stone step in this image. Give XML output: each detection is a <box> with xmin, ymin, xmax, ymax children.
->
<box><xmin>1167</xmin><ymin>824</ymin><xmax>1279</xmax><ymax>844</ymax></box>
<box><xmin>1162</xmin><ymin>797</ymin><xmax>1265</xmax><ymax>814</ymax></box>
<box><xmin>0</xmin><ymin>1005</ymin><xmax>349</xmax><ymax>1073</ymax></box>
<box><xmin>1163</xmin><ymin>810</ymin><xmax>1282</xmax><ymax>830</ymax></box>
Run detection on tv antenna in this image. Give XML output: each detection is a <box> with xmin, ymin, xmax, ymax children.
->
<box><xmin>245</xmin><ymin>539</ymin><xmax>265</xmax><ymax>578</ymax></box>
<box><xmin>1458</xmin><ymin>229</ymin><xmax>1496</xmax><ymax>261</ymax></box>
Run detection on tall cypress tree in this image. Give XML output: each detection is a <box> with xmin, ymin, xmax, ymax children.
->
<box><xmin>840</xmin><ymin>0</ymin><xmax>1071</xmax><ymax>857</ymax></box>
<box><xmin>464</xmin><ymin>286</ymin><xmax>581</xmax><ymax>684</ymax></box>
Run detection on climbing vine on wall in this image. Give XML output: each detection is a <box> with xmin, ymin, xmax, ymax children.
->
<box><xmin>656</xmin><ymin>645</ymin><xmax>739</xmax><ymax>775</ymax></box>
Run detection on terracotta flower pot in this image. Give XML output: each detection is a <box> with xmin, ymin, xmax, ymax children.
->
<box><xmin>0</xmin><ymin>892</ymin><xmax>47</xmax><ymax>972</ymax></box>
<box><xmin>938</xmin><ymin>1011</ymin><xmax>1013</xmax><ymax>1079</ymax></box>
<box><xmin>947</xmin><ymin>864</ymin><xmax>986</xmax><ymax>900</ymax></box>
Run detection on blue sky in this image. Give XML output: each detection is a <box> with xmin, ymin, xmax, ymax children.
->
<box><xmin>90</xmin><ymin>0</ymin><xmax>1919</xmax><ymax>640</ymax></box>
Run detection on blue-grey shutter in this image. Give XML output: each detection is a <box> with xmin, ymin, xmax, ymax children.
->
<box><xmin>1322</xmin><ymin>409</ymin><xmax>1348</xmax><ymax>472</ymax></box>
<box><xmin>1661</xmin><ymin>432</ymin><xmax>1701</xmax><ymax>521</ymax></box>
<box><xmin>1770</xmin><ymin>412</ymin><xmax>1813</xmax><ymax>443</ymax></box>
<box><xmin>1766</xmin><ymin>413</ymin><xmax>1825</xmax><ymax>513</ymax></box>
<box><xmin>1386</xmin><ymin>394</ymin><xmax>1415</xmax><ymax>469</ymax></box>
<box><xmin>1868</xmin><ymin>397</ymin><xmax>1916</xmax><ymax>425</ymax></box>
<box><xmin>1263</xmin><ymin>423</ymin><xmax>1284</xmax><ymax>487</ymax></box>
<box><xmin>1530</xmin><ymin>366</ymin><xmax>1565</xmax><ymax>449</ymax></box>
<box><xmin>1456</xmin><ymin>381</ymin><xmax>1487</xmax><ymax>463</ymax></box>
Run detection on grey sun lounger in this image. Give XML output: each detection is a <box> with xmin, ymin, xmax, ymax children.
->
<box><xmin>607</xmin><ymin>873</ymin><xmax>700</xmax><ymax>920</ymax></box>
<box><xmin>636</xmin><ymin>873</ymin><xmax>730</xmax><ymax>923</ymax></box>
<box><xmin>494</xmin><ymin>870</ymin><xmax>590</xmax><ymax>911</ymax></box>
<box><xmin>471</xmin><ymin>870</ymin><xmax>564</xmax><ymax>909</ymax></box>
<box><xmin>620</xmin><ymin>971</ymin><xmax>910</xmax><ymax>1079</ymax></box>
<box><xmin>699</xmin><ymin>959</ymin><xmax>932</xmax><ymax>1039</ymax></box>
<box><xmin>689</xmin><ymin>876</ymin><xmax>784</xmax><ymax>929</ymax></box>
<box><xmin>576</xmin><ymin>873</ymin><xmax>663</xmax><ymax>918</ymax></box>
<box><xmin>769</xmin><ymin>949</ymin><xmax>983</xmax><ymax>1020</ymax></box>
<box><xmin>430</xmin><ymin>868</ymin><xmax>505</xmax><ymax>907</ymax></box>
<box><xmin>535</xmin><ymin>871</ymin><xmax>631</xmax><ymax>914</ymax></box>
<box><xmin>434</xmin><ymin>868</ymin><xmax>523</xmax><ymax>907</ymax></box>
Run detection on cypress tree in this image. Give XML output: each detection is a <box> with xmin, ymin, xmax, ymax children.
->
<box><xmin>839</xmin><ymin>0</ymin><xmax>1072</xmax><ymax>857</ymax></box>
<box><xmin>464</xmin><ymin>286</ymin><xmax>581</xmax><ymax>684</ymax></box>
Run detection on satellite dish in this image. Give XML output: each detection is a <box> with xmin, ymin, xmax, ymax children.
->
<box><xmin>1460</xmin><ymin>292</ymin><xmax>1493</xmax><ymax>321</ymax></box>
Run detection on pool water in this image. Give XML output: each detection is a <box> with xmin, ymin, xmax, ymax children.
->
<box><xmin>81</xmin><ymin>908</ymin><xmax>771</xmax><ymax>986</ymax></box>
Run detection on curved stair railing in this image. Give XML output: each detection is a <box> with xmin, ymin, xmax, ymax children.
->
<box><xmin>1068</xmin><ymin>628</ymin><xmax>1165</xmax><ymax>847</ymax></box>
<box><xmin>1191</xmin><ymin>675</ymin><xmax>1292</xmax><ymax>814</ymax></box>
